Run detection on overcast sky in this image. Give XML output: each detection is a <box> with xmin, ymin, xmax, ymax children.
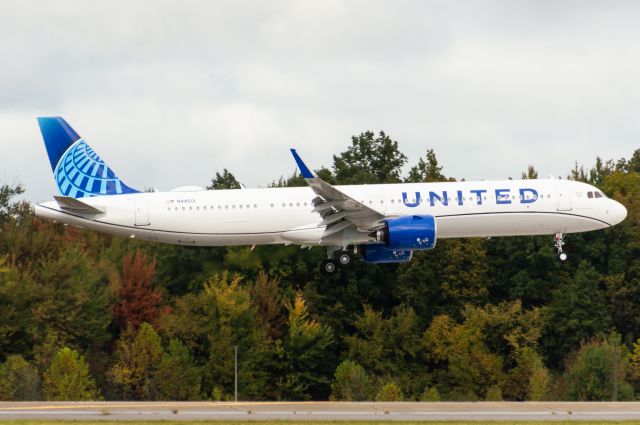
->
<box><xmin>1</xmin><ymin>0</ymin><xmax>639</xmax><ymax>202</ymax></box>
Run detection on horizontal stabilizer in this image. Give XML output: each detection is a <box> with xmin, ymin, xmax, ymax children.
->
<box><xmin>54</xmin><ymin>196</ymin><xmax>105</xmax><ymax>214</ymax></box>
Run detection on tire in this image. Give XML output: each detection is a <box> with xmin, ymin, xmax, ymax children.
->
<box><xmin>338</xmin><ymin>251</ymin><xmax>351</xmax><ymax>266</ymax></box>
<box><xmin>321</xmin><ymin>259</ymin><xmax>337</xmax><ymax>274</ymax></box>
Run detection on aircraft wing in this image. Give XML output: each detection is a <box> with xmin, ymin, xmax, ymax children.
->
<box><xmin>290</xmin><ymin>149</ymin><xmax>385</xmax><ymax>241</ymax></box>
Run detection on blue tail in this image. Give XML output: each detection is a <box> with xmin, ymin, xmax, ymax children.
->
<box><xmin>37</xmin><ymin>117</ymin><xmax>140</xmax><ymax>198</ymax></box>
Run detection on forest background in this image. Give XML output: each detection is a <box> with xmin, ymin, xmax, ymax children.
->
<box><xmin>1</xmin><ymin>131</ymin><xmax>640</xmax><ymax>402</ymax></box>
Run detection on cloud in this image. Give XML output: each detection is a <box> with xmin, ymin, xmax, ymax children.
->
<box><xmin>0</xmin><ymin>0</ymin><xmax>638</xmax><ymax>201</ymax></box>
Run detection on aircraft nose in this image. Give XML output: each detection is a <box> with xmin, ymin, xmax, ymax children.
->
<box><xmin>609</xmin><ymin>200</ymin><xmax>627</xmax><ymax>226</ymax></box>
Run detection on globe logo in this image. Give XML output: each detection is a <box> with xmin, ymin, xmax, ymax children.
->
<box><xmin>54</xmin><ymin>139</ymin><xmax>132</xmax><ymax>198</ymax></box>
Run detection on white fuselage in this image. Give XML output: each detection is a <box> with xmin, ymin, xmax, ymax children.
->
<box><xmin>35</xmin><ymin>179</ymin><xmax>627</xmax><ymax>247</ymax></box>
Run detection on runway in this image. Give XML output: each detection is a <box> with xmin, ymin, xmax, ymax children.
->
<box><xmin>3</xmin><ymin>401</ymin><xmax>640</xmax><ymax>421</ymax></box>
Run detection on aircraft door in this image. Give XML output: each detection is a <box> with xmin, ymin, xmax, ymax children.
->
<box><xmin>135</xmin><ymin>198</ymin><xmax>150</xmax><ymax>226</ymax></box>
<box><xmin>556</xmin><ymin>182</ymin><xmax>572</xmax><ymax>211</ymax></box>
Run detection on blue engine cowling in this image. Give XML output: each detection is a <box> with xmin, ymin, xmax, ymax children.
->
<box><xmin>361</xmin><ymin>244</ymin><xmax>413</xmax><ymax>263</ymax></box>
<box><xmin>360</xmin><ymin>215</ymin><xmax>437</xmax><ymax>263</ymax></box>
<box><xmin>378</xmin><ymin>214</ymin><xmax>437</xmax><ymax>250</ymax></box>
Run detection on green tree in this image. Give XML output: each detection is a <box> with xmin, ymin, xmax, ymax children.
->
<box><xmin>198</xmin><ymin>273</ymin><xmax>272</xmax><ymax>399</ymax></box>
<box><xmin>43</xmin><ymin>347</ymin><xmax>98</xmax><ymax>400</ymax></box>
<box><xmin>0</xmin><ymin>258</ymin><xmax>34</xmax><ymax>358</ymax></box>
<box><xmin>521</xmin><ymin>165</ymin><xmax>539</xmax><ymax>180</ymax></box>
<box><xmin>543</xmin><ymin>261</ymin><xmax>612</xmax><ymax>367</ymax></box>
<box><xmin>330</xmin><ymin>360</ymin><xmax>373</xmax><ymax>401</ymax></box>
<box><xmin>110</xmin><ymin>323</ymin><xmax>164</xmax><ymax>400</ymax></box>
<box><xmin>563</xmin><ymin>335</ymin><xmax>632</xmax><ymax>401</ymax></box>
<box><xmin>375</xmin><ymin>382</ymin><xmax>404</xmax><ymax>401</ymax></box>
<box><xmin>0</xmin><ymin>355</ymin><xmax>40</xmax><ymax>400</ymax></box>
<box><xmin>333</xmin><ymin>131</ymin><xmax>407</xmax><ymax>184</ymax></box>
<box><xmin>420</xmin><ymin>387</ymin><xmax>441</xmax><ymax>401</ymax></box>
<box><xmin>396</xmin><ymin>238</ymin><xmax>489</xmax><ymax>322</ymax></box>
<box><xmin>0</xmin><ymin>183</ymin><xmax>24</xmax><ymax>223</ymax></box>
<box><xmin>346</xmin><ymin>306</ymin><xmax>420</xmax><ymax>373</ymax></box>
<box><xmin>207</xmin><ymin>169</ymin><xmax>241</xmax><ymax>189</ymax></box>
<box><xmin>406</xmin><ymin>149</ymin><xmax>449</xmax><ymax>182</ymax></box>
<box><xmin>155</xmin><ymin>339</ymin><xmax>201</xmax><ymax>400</ymax></box>
<box><xmin>275</xmin><ymin>294</ymin><xmax>334</xmax><ymax>400</ymax></box>
<box><xmin>504</xmin><ymin>347</ymin><xmax>550</xmax><ymax>401</ymax></box>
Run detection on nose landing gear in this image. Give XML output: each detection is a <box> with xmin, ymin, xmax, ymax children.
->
<box><xmin>555</xmin><ymin>233</ymin><xmax>567</xmax><ymax>261</ymax></box>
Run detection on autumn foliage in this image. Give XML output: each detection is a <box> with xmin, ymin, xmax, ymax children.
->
<box><xmin>112</xmin><ymin>250</ymin><xmax>168</xmax><ymax>331</ymax></box>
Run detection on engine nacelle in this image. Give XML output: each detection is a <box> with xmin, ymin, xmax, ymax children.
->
<box><xmin>375</xmin><ymin>214</ymin><xmax>437</xmax><ymax>250</ymax></box>
<box><xmin>361</xmin><ymin>244</ymin><xmax>413</xmax><ymax>263</ymax></box>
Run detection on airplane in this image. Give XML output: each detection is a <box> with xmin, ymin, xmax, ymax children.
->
<box><xmin>34</xmin><ymin>117</ymin><xmax>628</xmax><ymax>273</ymax></box>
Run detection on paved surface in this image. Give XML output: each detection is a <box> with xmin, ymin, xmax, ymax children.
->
<box><xmin>3</xmin><ymin>401</ymin><xmax>640</xmax><ymax>421</ymax></box>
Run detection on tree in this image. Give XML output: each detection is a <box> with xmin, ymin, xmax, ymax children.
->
<box><xmin>543</xmin><ymin>261</ymin><xmax>612</xmax><ymax>367</ymax></box>
<box><xmin>27</xmin><ymin>247</ymin><xmax>111</xmax><ymax>355</ymax></box>
<box><xmin>375</xmin><ymin>382</ymin><xmax>404</xmax><ymax>401</ymax></box>
<box><xmin>43</xmin><ymin>347</ymin><xmax>99</xmax><ymax>400</ymax></box>
<box><xmin>406</xmin><ymin>149</ymin><xmax>449</xmax><ymax>182</ymax></box>
<box><xmin>0</xmin><ymin>258</ymin><xmax>34</xmax><ymax>358</ymax></box>
<box><xmin>110</xmin><ymin>323</ymin><xmax>163</xmax><ymax>400</ymax></box>
<box><xmin>333</xmin><ymin>131</ymin><xmax>407</xmax><ymax>184</ymax></box>
<box><xmin>521</xmin><ymin>165</ymin><xmax>539</xmax><ymax>180</ymax></box>
<box><xmin>155</xmin><ymin>339</ymin><xmax>201</xmax><ymax>400</ymax></box>
<box><xmin>112</xmin><ymin>250</ymin><xmax>168</xmax><ymax>331</ymax></box>
<box><xmin>563</xmin><ymin>335</ymin><xmax>632</xmax><ymax>401</ymax></box>
<box><xmin>423</xmin><ymin>314</ymin><xmax>504</xmax><ymax>400</ymax></box>
<box><xmin>0</xmin><ymin>355</ymin><xmax>40</xmax><ymax>400</ymax></box>
<box><xmin>0</xmin><ymin>183</ymin><xmax>24</xmax><ymax>224</ymax></box>
<box><xmin>200</xmin><ymin>273</ymin><xmax>272</xmax><ymax>400</ymax></box>
<box><xmin>251</xmin><ymin>271</ymin><xmax>286</xmax><ymax>339</ymax></box>
<box><xmin>330</xmin><ymin>360</ymin><xmax>373</xmax><ymax>401</ymax></box>
<box><xmin>504</xmin><ymin>347</ymin><xmax>550</xmax><ymax>401</ymax></box>
<box><xmin>207</xmin><ymin>169</ymin><xmax>241</xmax><ymax>190</ymax></box>
<box><xmin>275</xmin><ymin>294</ymin><xmax>335</xmax><ymax>400</ymax></box>
<box><xmin>396</xmin><ymin>238</ymin><xmax>490</xmax><ymax>322</ymax></box>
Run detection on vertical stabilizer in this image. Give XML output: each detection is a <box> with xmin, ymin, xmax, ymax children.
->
<box><xmin>37</xmin><ymin>117</ymin><xmax>140</xmax><ymax>198</ymax></box>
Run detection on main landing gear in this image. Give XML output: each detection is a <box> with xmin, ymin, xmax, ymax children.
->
<box><xmin>555</xmin><ymin>233</ymin><xmax>568</xmax><ymax>262</ymax></box>
<box><xmin>320</xmin><ymin>247</ymin><xmax>352</xmax><ymax>274</ymax></box>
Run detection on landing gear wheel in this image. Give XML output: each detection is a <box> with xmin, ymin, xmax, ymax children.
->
<box><xmin>338</xmin><ymin>251</ymin><xmax>351</xmax><ymax>266</ymax></box>
<box><xmin>554</xmin><ymin>233</ymin><xmax>567</xmax><ymax>262</ymax></box>
<box><xmin>321</xmin><ymin>259</ymin><xmax>337</xmax><ymax>274</ymax></box>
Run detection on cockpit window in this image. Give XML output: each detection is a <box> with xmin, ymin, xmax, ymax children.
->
<box><xmin>594</xmin><ymin>191</ymin><xmax>603</xmax><ymax>198</ymax></box>
<box><xmin>587</xmin><ymin>191</ymin><xmax>593</xmax><ymax>198</ymax></box>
